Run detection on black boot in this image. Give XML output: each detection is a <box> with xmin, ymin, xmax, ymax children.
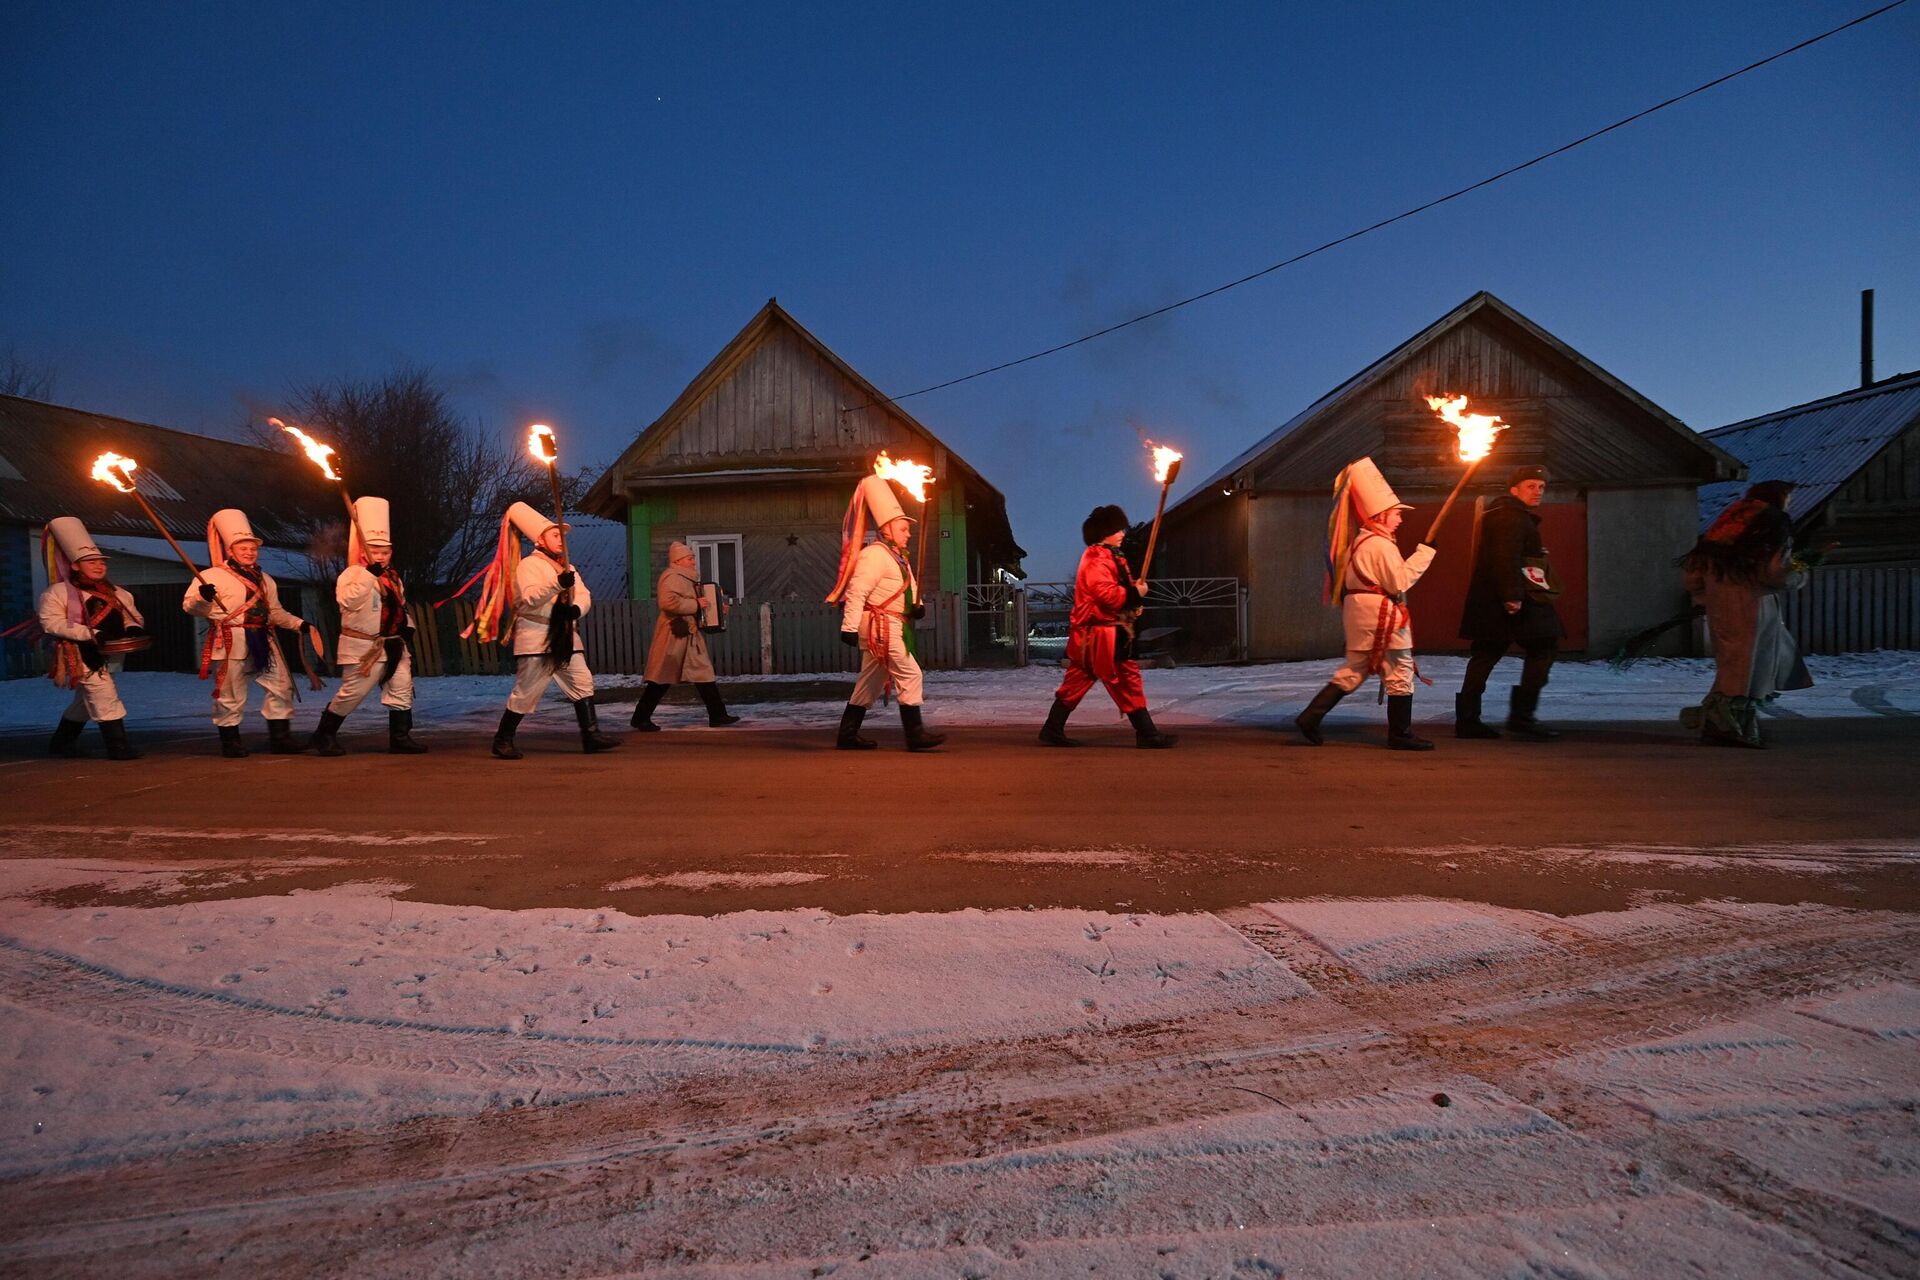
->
<box><xmin>388</xmin><ymin>708</ymin><xmax>428</xmax><ymax>754</ymax></box>
<box><xmin>1454</xmin><ymin>692</ymin><xmax>1501</xmax><ymax>739</ymax></box>
<box><xmin>49</xmin><ymin>718</ymin><xmax>89</xmax><ymax>758</ymax></box>
<box><xmin>573</xmin><ymin>699</ymin><xmax>620</xmax><ymax>752</ymax></box>
<box><xmin>309</xmin><ymin>709</ymin><xmax>347</xmax><ymax>757</ymax></box>
<box><xmin>1128</xmin><ymin>708</ymin><xmax>1177</xmax><ymax>749</ymax></box>
<box><xmin>99</xmin><ymin>719</ymin><xmax>142</xmax><ymax>760</ymax></box>
<box><xmin>1037</xmin><ymin>696</ymin><xmax>1080</xmax><ymax>747</ymax></box>
<box><xmin>1386</xmin><ymin>694</ymin><xmax>1434</xmax><ymax>751</ymax></box>
<box><xmin>901</xmin><ymin>703</ymin><xmax>946</xmax><ymax>751</ymax></box>
<box><xmin>629</xmin><ymin>681</ymin><xmax>668</xmax><ymax>731</ymax></box>
<box><xmin>1506</xmin><ymin>686</ymin><xmax>1561</xmax><ymax>741</ymax></box>
<box><xmin>836</xmin><ymin>703</ymin><xmax>877</xmax><ymax>750</ymax></box>
<box><xmin>266</xmin><ymin>718</ymin><xmax>308</xmax><ymax>754</ymax></box>
<box><xmin>492</xmin><ymin>709</ymin><xmax>524</xmax><ymax>759</ymax></box>
<box><xmin>1295</xmin><ymin>683</ymin><xmax>1346</xmax><ymax>746</ymax></box>
<box><xmin>219</xmin><ymin>725</ymin><xmax>249</xmax><ymax>758</ymax></box>
<box><xmin>696</xmin><ymin>682</ymin><xmax>741</xmax><ymax>727</ymax></box>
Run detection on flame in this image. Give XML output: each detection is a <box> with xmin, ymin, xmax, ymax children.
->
<box><xmin>1147</xmin><ymin>441</ymin><xmax>1184</xmax><ymax>485</ymax></box>
<box><xmin>528</xmin><ymin>423</ymin><xmax>558</xmax><ymax>466</ymax></box>
<box><xmin>270</xmin><ymin>417</ymin><xmax>341</xmax><ymax>481</ymax></box>
<box><xmin>1424</xmin><ymin>394</ymin><xmax>1508</xmax><ymax>463</ymax></box>
<box><xmin>872</xmin><ymin>451</ymin><xmax>932</xmax><ymax>502</ymax></box>
<box><xmin>91</xmin><ymin>452</ymin><xmax>139</xmax><ymax>493</ymax></box>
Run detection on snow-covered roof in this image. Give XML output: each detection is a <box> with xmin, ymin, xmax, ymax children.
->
<box><xmin>562</xmin><ymin>515</ymin><xmax>628</xmax><ymax>599</ymax></box>
<box><xmin>92</xmin><ymin>533</ymin><xmax>324</xmax><ymax>583</ymax></box>
<box><xmin>1697</xmin><ymin>369</ymin><xmax>1920</xmax><ymax>529</ymax></box>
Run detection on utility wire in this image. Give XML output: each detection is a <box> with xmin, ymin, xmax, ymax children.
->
<box><xmin>846</xmin><ymin>0</ymin><xmax>1909</xmax><ymax>414</ymax></box>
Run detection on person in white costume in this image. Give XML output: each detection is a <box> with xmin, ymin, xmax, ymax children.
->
<box><xmin>485</xmin><ymin>501</ymin><xmax>619</xmax><ymax>759</ymax></box>
<box><xmin>34</xmin><ymin>516</ymin><xmax>146</xmax><ymax>760</ymax></box>
<box><xmin>827</xmin><ymin>474</ymin><xmax>945</xmax><ymax>751</ymax></box>
<box><xmin>308</xmin><ymin>496</ymin><xmax>428</xmax><ymax>756</ymax></box>
<box><xmin>183</xmin><ymin>508</ymin><xmax>313</xmax><ymax>758</ymax></box>
<box><xmin>1295</xmin><ymin>457</ymin><xmax>1441</xmax><ymax>751</ymax></box>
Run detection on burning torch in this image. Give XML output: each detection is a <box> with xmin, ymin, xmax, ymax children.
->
<box><xmin>89</xmin><ymin>452</ymin><xmax>213</xmax><ymax>590</ymax></box>
<box><xmin>1421</xmin><ymin>394</ymin><xmax>1507</xmax><ymax>544</ymax></box>
<box><xmin>1138</xmin><ymin>441</ymin><xmax>1184</xmax><ymax>581</ymax></box>
<box><xmin>271</xmin><ymin>418</ymin><xmax>365</xmax><ymax>560</ymax></box>
<box><xmin>872</xmin><ymin>451</ymin><xmax>934</xmax><ymax>587</ymax></box>
<box><xmin>527</xmin><ymin>424</ymin><xmax>568</xmax><ymax>565</ymax></box>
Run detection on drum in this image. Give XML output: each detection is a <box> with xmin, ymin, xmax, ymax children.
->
<box><xmin>697</xmin><ymin>581</ymin><xmax>725</xmax><ymax>633</ymax></box>
<box><xmin>97</xmin><ymin>633</ymin><xmax>153</xmax><ymax>655</ymax></box>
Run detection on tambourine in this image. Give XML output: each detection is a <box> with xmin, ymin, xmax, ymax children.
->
<box><xmin>697</xmin><ymin>581</ymin><xmax>725</xmax><ymax>633</ymax></box>
<box><xmin>97</xmin><ymin>633</ymin><xmax>153</xmax><ymax>655</ymax></box>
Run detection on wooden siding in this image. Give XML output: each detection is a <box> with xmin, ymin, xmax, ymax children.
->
<box><xmin>1810</xmin><ymin>416</ymin><xmax>1920</xmax><ymax>565</ymax></box>
<box><xmin>1778</xmin><ymin>567</ymin><xmax>1920</xmax><ymax>653</ymax></box>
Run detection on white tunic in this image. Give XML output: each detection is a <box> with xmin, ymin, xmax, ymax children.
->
<box><xmin>511</xmin><ymin>553</ymin><xmax>593</xmax><ymax>656</ymax></box>
<box><xmin>839</xmin><ymin>541</ymin><xmax>915</xmax><ymax>635</ymax></box>
<box><xmin>335</xmin><ymin>565</ymin><xmax>402</xmax><ymax>664</ymax></box>
<box><xmin>38</xmin><ymin>581</ymin><xmax>144</xmax><ymax>642</ymax></box>
<box><xmin>182</xmin><ymin>566</ymin><xmax>303</xmax><ymax>661</ymax></box>
<box><xmin>1340</xmin><ymin>531</ymin><xmax>1435</xmax><ymax>651</ymax></box>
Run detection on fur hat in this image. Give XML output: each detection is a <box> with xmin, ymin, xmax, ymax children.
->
<box><xmin>1507</xmin><ymin>464</ymin><xmax>1549</xmax><ymax>487</ymax></box>
<box><xmin>668</xmin><ymin>540</ymin><xmax>694</xmax><ymax>564</ymax></box>
<box><xmin>1082</xmin><ymin>504</ymin><xmax>1130</xmax><ymax>546</ymax></box>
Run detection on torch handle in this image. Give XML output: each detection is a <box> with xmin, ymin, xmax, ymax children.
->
<box><xmin>1423</xmin><ymin>458</ymin><xmax>1486</xmax><ymax>546</ymax></box>
<box><xmin>1138</xmin><ymin>480</ymin><xmax>1173</xmax><ymax>581</ymax></box>
<box><xmin>913</xmin><ymin>491</ymin><xmax>931</xmax><ymax>592</ymax></box>
<box><xmin>128</xmin><ymin>488</ymin><xmax>211</xmax><ymax>587</ymax></box>
<box><xmin>338</xmin><ymin>483</ymin><xmax>364</xmax><ymax>560</ymax></box>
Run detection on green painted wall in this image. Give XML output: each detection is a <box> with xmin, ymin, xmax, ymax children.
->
<box><xmin>938</xmin><ymin>477</ymin><xmax>968</xmax><ymax>590</ymax></box>
<box><xmin>625</xmin><ymin>497</ymin><xmax>676</xmax><ymax>599</ymax></box>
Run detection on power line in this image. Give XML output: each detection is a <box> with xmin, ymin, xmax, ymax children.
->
<box><xmin>846</xmin><ymin>0</ymin><xmax>1909</xmax><ymax>415</ymax></box>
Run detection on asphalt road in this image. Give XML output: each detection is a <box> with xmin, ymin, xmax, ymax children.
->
<box><xmin>5</xmin><ymin>715</ymin><xmax>1916</xmax><ymax>918</ymax></box>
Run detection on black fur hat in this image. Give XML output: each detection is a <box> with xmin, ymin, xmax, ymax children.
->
<box><xmin>1082</xmin><ymin>504</ymin><xmax>1130</xmax><ymax>546</ymax></box>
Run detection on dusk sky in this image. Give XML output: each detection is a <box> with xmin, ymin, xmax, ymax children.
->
<box><xmin>7</xmin><ymin>1</ymin><xmax>1916</xmax><ymax>579</ymax></box>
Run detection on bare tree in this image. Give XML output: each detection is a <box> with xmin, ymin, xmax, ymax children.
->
<box><xmin>1</xmin><ymin>345</ymin><xmax>57</xmax><ymax>400</ymax></box>
<box><xmin>249</xmin><ymin>367</ymin><xmax>596</xmax><ymax>595</ymax></box>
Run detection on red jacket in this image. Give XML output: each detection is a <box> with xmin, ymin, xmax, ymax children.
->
<box><xmin>1070</xmin><ymin>544</ymin><xmax>1142</xmax><ymax>627</ymax></box>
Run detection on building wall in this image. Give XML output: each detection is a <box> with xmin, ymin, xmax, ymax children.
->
<box><xmin>1586</xmin><ymin>485</ymin><xmax>1697</xmax><ymax>657</ymax></box>
<box><xmin>1812</xmin><ymin>416</ymin><xmax>1920</xmax><ymax>566</ymax></box>
<box><xmin>1247</xmin><ymin>494</ymin><xmax>1345</xmax><ymax>660</ymax></box>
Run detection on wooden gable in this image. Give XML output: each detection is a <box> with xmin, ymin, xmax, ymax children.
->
<box><xmin>1248</xmin><ymin>296</ymin><xmax>1740</xmax><ymax>494</ymax></box>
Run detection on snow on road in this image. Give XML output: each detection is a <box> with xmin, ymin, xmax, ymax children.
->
<box><xmin>1</xmin><ymin>845</ymin><xmax>1916</xmax><ymax>1276</ymax></box>
<box><xmin>3</xmin><ymin>651</ymin><xmax>1916</xmax><ymax>737</ymax></box>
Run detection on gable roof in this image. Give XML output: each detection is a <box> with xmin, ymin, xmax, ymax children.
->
<box><xmin>0</xmin><ymin>394</ymin><xmax>335</xmax><ymax>546</ymax></box>
<box><xmin>1695</xmin><ymin>369</ymin><xmax>1920</xmax><ymax>529</ymax></box>
<box><xmin>1171</xmin><ymin>291</ymin><xmax>1742</xmax><ymax>518</ymax></box>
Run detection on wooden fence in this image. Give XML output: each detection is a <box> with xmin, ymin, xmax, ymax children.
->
<box><xmin>1779</xmin><ymin>566</ymin><xmax>1920</xmax><ymax>655</ymax></box>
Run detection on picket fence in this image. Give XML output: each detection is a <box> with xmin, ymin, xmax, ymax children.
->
<box><xmin>1778</xmin><ymin>566</ymin><xmax>1920</xmax><ymax>655</ymax></box>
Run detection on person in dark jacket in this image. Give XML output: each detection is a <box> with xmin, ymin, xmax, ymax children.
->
<box><xmin>1455</xmin><ymin>465</ymin><xmax>1566</xmax><ymax>740</ymax></box>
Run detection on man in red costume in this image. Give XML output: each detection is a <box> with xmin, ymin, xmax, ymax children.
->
<box><xmin>1037</xmin><ymin>504</ymin><xmax>1176</xmax><ymax>749</ymax></box>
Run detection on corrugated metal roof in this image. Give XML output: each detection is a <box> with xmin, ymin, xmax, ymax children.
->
<box><xmin>1696</xmin><ymin>370</ymin><xmax>1920</xmax><ymax>529</ymax></box>
<box><xmin>561</xmin><ymin>515</ymin><xmax>629</xmax><ymax>599</ymax></box>
<box><xmin>0</xmin><ymin>394</ymin><xmax>335</xmax><ymax>546</ymax></box>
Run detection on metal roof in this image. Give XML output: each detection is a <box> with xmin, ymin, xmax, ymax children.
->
<box><xmin>0</xmin><ymin>394</ymin><xmax>335</xmax><ymax>546</ymax></box>
<box><xmin>1696</xmin><ymin>370</ymin><xmax>1920</xmax><ymax>529</ymax></box>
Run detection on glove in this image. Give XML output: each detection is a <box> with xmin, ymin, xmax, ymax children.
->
<box><xmin>669</xmin><ymin>616</ymin><xmax>691</xmax><ymax>638</ymax></box>
<box><xmin>556</xmin><ymin>570</ymin><xmax>576</xmax><ymax>589</ymax></box>
<box><xmin>907</xmin><ymin>603</ymin><xmax>926</xmax><ymax>620</ymax></box>
<box><xmin>840</xmin><ymin>630</ymin><xmax>860</xmax><ymax>648</ymax></box>
<box><xmin>124</xmin><ymin>625</ymin><xmax>147</xmax><ymax>638</ymax></box>
<box><xmin>198</xmin><ymin>582</ymin><xmax>218</xmax><ymax>602</ymax></box>
<box><xmin>78</xmin><ymin>640</ymin><xmax>104</xmax><ymax>669</ymax></box>
<box><xmin>368</xmin><ymin>562</ymin><xmax>387</xmax><ymax>577</ymax></box>
<box><xmin>555</xmin><ymin>603</ymin><xmax>581</xmax><ymax>621</ymax></box>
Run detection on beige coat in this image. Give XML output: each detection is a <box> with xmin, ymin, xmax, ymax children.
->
<box><xmin>183</xmin><ymin>565</ymin><xmax>303</xmax><ymax>661</ymax></box>
<box><xmin>1689</xmin><ymin>546</ymin><xmax>1812</xmax><ymax>700</ymax></box>
<box><xmin>511</xmin><ymin>553</ymin><xmax>593</xmax><ymax>656</ymax></box>
<box><xmin>645</xmin><ymin>569</ymin><xmax>716</xmax><ymax>683</ymax></box>
<box><xmin>1340</xmin><ymin>531</ymin><xmax>1435</xmax><ymax>651</ymax></box>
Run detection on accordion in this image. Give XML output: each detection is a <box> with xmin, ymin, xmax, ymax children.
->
<box><xmin>697</xmin><ymin>581</ymin><xmax>725</xmax><ymax>633</ymax></box>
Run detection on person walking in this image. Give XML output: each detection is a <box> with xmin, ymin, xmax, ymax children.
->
<box><xmin>1455</xmin><ymin>465</ymin><xmax>1565</xmax><ymax>741</ymax></box>
<box><xmin>309</xmin><ymin>496</ymin><xmax>428</xmax><ymax>755</ymax></box>
<box><xmin>630</xmin><ymin>541</ymin><xmax>741</xmax><ymax>731</ymax></box>
<box><xmin>827</xmin><ymin>473</ymin><xmax>945</xmax><ymax>751</ymax></box>
<box><xmin>184</xmin><ymin>508</ymin><xmax>313</xmax><ymax>758</ymax></box>
<box><xmin>34</xmin><ymin>517</ymin><xmax>147</xmax><ymax>760</ymax></box>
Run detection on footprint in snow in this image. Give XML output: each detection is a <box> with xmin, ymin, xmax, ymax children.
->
<box><xmin>1084</xmin><ymin>923</ymin><xmax>1112</xmax><ymax>941</ymax></box>
<box><xmin>847</xmin><ymin>940</ymin><xmax>866</xmax><ymax>955</ymax></box>
<box><xmin>813</xmin><ymin>981</ymin><xmax>833</xmax><ymax>996</ymax></box>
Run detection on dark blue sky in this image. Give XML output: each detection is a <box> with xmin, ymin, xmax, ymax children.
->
<box><xmin>7</xmin><ymin>1</ymin><xmax>1916</xmax><ymax>578</ymax></box>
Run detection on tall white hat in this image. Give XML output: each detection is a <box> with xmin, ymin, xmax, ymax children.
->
<box><xmin>856</xmin><ymin>474</ymin><xmax>912</xmax><ymax>527</ymax></box>
<box><xmin>825</xmin><ymin>474</ymin><xmax>916</xmax><ymax>603</ymax></box>
<box><xmin>207</xmin><ymin>508</ymin><xmax>259</xmax><ymax>563</ymax></box>
<box><xmin>1342</xmin><ymin>457</ymin><xmax>1413</xmax><ymax>519</ymax></box>
<box><xmin>47</xmin><ymin>516</ymin><xmax>105</xmax><ymax>565</ymax></box>
<box><xmin>505</xmin><ymin>500</ymin><xmax>569</xmax><ymax>542</ymax></box>
<box><xmin>353</xmin><ymin>496</ymin><xmax>392</xmax><ymax>546</ymax></box>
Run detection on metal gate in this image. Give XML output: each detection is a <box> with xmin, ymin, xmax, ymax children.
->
<box><xmin>966</xmin><ymin>577</ymin><xmax>1246</xmax><ymax>665</ymax></box>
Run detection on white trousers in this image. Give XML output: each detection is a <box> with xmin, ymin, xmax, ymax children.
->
<box><xmin>1328</xmin><ymin>648</ymin><xmax>1416</xmax><ymax>698</ymax></box>
<box><xmin>329</xmin><ymin>648</ymin><xmax>414</xmax><ymax>716</ymax></box>
<box><xmin>61</xmin><ymin>658</ymin><xmax>128</xmax><ymax>723</ymax></box>
<box><xmin>507</xmin><ymin>652</ymin><xmax>595</xmax><ymax>714</ymax></box>
<box><xmin>211</xmin><ymin>653</ymin><xmax>296</xmax><ymax>727</ymax></box>
<box><xmin>849</xmin><ymin>629</ymin><xmax>924</xmax><ymax>708</ymax></box>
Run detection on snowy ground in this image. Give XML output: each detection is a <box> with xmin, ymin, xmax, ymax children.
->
<box><xmin>2</xmin><ymin>840</ymin><xmax>1917</xmax><ymax>1276</ymax></box>
<box><xmin>2</xmin><ymin>651</ymin><xmax>1916</xmax><ymax>736</ymax></box>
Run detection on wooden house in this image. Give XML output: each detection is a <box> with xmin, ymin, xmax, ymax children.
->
<box><xmin>582</xmin><ymin>300</ymin><xmax>1024</xmax><ymax>607</ymax></box>
<box><xmin>1158</xmin><ymin>292</ymin><xmax>1745</xmax><ymax>660</ymax></box>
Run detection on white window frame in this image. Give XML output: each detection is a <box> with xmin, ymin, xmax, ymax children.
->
<box><xmin>685</xmin><ymin>534</ymin><xmax>745</xmax><ymax>600</ymax></box>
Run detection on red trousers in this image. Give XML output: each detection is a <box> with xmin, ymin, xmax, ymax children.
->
<box><xmin>1056</xmin><ymin>624</ymin><xmax>1146</xmax><ymax>715</ymax></box>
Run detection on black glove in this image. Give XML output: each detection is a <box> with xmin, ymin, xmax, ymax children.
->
<box><xmin>669</xmin><ymin>616</ymin><xmax>691</xmax><ymax>638</ymax></box>
<box><xmin>555</xmin><ymin>603</ymin><xmax>581</xmax><ymax>621</ymax></box>
<box><xmin>907</xmin><ymin>603</ymin><xmax>926</xmax><ymax>620</ymax></box>
<box><xmin>556</xmin><ymin>570</ymin><xmax>576</xmax><ymax>589</ymax></box>
<box><xmin>78</xmin><ymin>640</ymin><xmax>104</xmax><ymax>670</ymax></box>
<box><xmin>124</xmin><ymin>625</ymin><xmax>148</xmax><ymax>638</ymax></box>
<box><xmin>368</xmin><ymin>562</ymin><xmax>387</xmax><ymax>577</ymax></box>
<box><xmin>198</xmin><ymin>582</ymin><xmax>217</xmax><ymax>602</ymax></box>
<box><xmin>840</xmin><ymin>630</ymin><xmax>860</xmax><ymax>648</ymax></box>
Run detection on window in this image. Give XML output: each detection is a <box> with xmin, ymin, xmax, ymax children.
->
<box><xmin>686</xmin><ymin>534</ymin><xmax>743</xmax><ymax>599</ymax></box>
